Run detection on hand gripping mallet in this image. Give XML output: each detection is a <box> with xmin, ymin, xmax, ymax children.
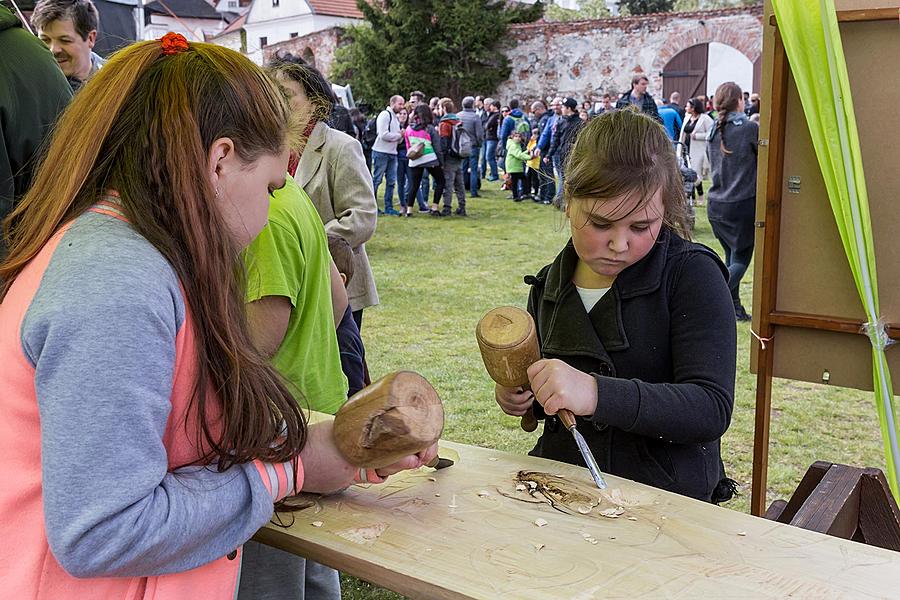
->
<box><xmin>476</xmin><ymin>306</ymin><xmax>607</xmax><ymax>489</ymax></box>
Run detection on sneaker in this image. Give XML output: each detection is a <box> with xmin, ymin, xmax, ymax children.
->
<box><xmin>538</xmin><ymin>199</ymin><xmax>552</xmax><ymax>205</ymax></box>
<box><xmin>384</xmin><ymin>208</ymin><xmax>400</xmax><ymax>216</ymax></box>
<box><xmin>429</xmin><ymin>209</ymin><xmax>443</xmax><ymax>217</ymax></box>
<box><xmin>418</xmin><ymin>206</ymin><xmax>430</xmax><ymax>213</ymax></box>
<box><xmin>440</xmin><ymin>207</ymin><xmax>452</xmax><ymax>217</ymax></box>
<box><xmin>455</xmin><ymin>208</ymin><xmax>467</xmax><ymax>216</ymax></box>
<box><xmin>735</xmin><ymin>305</ymin><xmax>752</xmax><ymax>322</ymax></box>
<box><xmin>377</xmin><ymin>208</ymin><xmax>384</xmax><ymax>215</ymax></box>
<box><xmin>513</xmin><ymin>197</ymin><xmax>524</xmax><ymax>203</ymax></box>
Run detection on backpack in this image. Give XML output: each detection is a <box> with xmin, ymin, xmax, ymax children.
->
<box><xmin>512</xmin><ymin>115</ymin><xmax>531</xmax><ymax>143</ymax></box>
<box><xmin>449</xmin><ymin>123</ymin><xmax>473</xmax><ymax>158</ymax></box>
<box><xmin>362</xmin><ymin>118</ymin><xmax>378</xmax><ymax>149</ymax></box>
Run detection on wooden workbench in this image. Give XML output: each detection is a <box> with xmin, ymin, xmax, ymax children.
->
<box><xmin>255</xmin><ymin>440</ymin><xmax>900</xmax><ymax>599</ymax></box>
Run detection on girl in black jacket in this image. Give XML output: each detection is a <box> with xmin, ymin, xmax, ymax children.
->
<box><xmin>495</xmin><ymin>109</ymin><xmax>737</xmax><ymax>503</ymax></box>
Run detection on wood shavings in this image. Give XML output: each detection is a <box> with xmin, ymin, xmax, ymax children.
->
<box><xmin>488</xmin><ymin>457</ymin><xmax>498</xmax><ymax>461</ymax></box>
<box><xmin>335</xmin><ymin>522</ymin><xmax>388</xmax><ymax>545</ymax></box>
<box><xmin>598</xmin><ymin>506</ymin><xmax>625</xmax><ymax>518</ymax></box>
<box><xmin>534</xmin><ymin>518</ymin><xmax>548</xmax><ymax>527</ymax></box>
<box><xmin>532</xmin><ymin>542</ymin><xmax>545</xmax><ymax>551</ymax></box>
<box><xmin>311</xmin><ymin>521</ymin><xmax>323</xmax><ymax>528</ymax></box>
<box><xmin>737</xmin><ymin>531</ymin><xmax>747</xmax><ymax>536</ymax></box>
<box><xmin>627</xmin><ymin>516</ymin><xmax>638</xmax><ymax>521</ymax></box>
<box><xmin>427</xmin><ymin>477</ymin><xmax>437</xmax><ymax>482</ymax></box>
<box><xmin>608</xmin><ymin>536</ymin><xmax>616</xmax><ymax>540</ymax></box>
<box><xmin>576</xmin><ymin>505</ymin><xmax>592</xmax><ymax>514</ymax></box>
<box><xmin>477</xmin><ymin>490</ymin><xmax>491</xmax><ymax>497</ymax></box>
<box><xmin>434</xmin><ymin>493</ymin><xmax>441</xmax><ymax>497</ymax></box>
<box><xmin>515</xmin><ymin>483</ymin><xmax>527</xmax><ymax>492</ymax></box>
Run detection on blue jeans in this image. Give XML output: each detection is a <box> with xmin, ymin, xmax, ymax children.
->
<box><xmin>484</xmin><ymin>140</ymin><xmax>498</xmax><ymax>180</ymax></box>
<box><xmin>465</xmin><ymin>150</ymin><xmax>480</xmax><ymax>195</ymax></box>
<box><xmin>371</xmin><ymin>151</ymin><xmax>397</xmax><ymax>212</ymax></box>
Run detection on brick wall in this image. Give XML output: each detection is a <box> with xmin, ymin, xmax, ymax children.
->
<box><xmin>262</xmin><ymin>26</ymin><xmax>345</xmax><ymax>75</ymax></box>
<box><xmin>497</xmin><ymin>5</ymin><xmax>763</xmax><ymax>103</ymax></box>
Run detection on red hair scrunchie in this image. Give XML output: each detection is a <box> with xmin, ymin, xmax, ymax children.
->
<box><xmin>160</xmin><ymin>32</ymin><xmax>189</xmax><ymax>55</ymax></box>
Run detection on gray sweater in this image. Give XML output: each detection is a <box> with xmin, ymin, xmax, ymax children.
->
<box><xmin>707</xmin><ymin>112</ymin><xmax>758</xmax><ymax>203</ymax></box>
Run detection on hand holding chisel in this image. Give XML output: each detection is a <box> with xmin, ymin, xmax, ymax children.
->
<box><xmin>476</xmin><ymin>306</ymin><xmax>607</xmax><ymax>489</ymax></box>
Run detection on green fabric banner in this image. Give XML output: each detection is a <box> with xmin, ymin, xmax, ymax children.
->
<box><xmin>771</xmin><ymin>0</ymin><xmax>900</xmax><ymax>498</ymax></box>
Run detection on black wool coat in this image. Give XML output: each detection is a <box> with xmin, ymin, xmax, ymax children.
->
<box><xmin>525</xmin><ymin>228</ymin><xmax>736</xmax><ymax>502</ymax></box>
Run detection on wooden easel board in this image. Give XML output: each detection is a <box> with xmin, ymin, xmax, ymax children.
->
<box><xmin>750</xmin><ymin>4</ymin><xmax>900</xmax><ymax>393</ymax></box>
<box><xmin>255</xmin><ymin>440</ymin><xmax>900</xmax><ymax>599</ymax></box>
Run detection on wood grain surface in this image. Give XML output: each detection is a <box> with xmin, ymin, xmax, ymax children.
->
<box><xmin>255</xmin><ymin>440</ymin><xmax>900</xmax><ymax>599</ymax></box>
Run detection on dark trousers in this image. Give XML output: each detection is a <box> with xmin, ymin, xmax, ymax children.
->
<box><xmin>406</xmin><ymin>163</ymin><xmax>446</xmax><ymax>208</ymax></box>
<box><xmin>396</xmin><ymin>156</ymin><xmax>409</xmax><ymax>209</ymax></box>
<box><xmin>538</xmin><ymin>158</ymin><xmax>556</xmax><ymax>203</ymax></box>
<box><xmin>709</xmin><ymin>197</ymin><xmax>755</xmax><ymax>307</ymax></box>
<box><xmin>526</xmin><ymin>167</ymin><xmax>540</xmax><ymax>196</ymax></box>
<box><xmin>509</xmin><ymin>172</ymin><xmax>526</xmax><ymax>199</ymax></box>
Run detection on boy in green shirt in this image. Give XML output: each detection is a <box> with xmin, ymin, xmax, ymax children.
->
<box><xmin>243</xmin><ymin>174</ymin><xmax>348</xmax><ymax>414</ymax></box>
<box><xmin>240</xmin><ymin>174</ymin><xmax>348</xmax><ymax>599</ymax></box>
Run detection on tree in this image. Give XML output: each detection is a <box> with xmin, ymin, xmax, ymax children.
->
<box><xmin>331</xmin><ymin>0</ymin><xmax>544</xmax><ymax>108</ymax></box>
<box><xmin>619</xmin><ymin>0</ymin><xmax>675</xmax><ymax>14</ymax></box>
<box><xmin>545</xmin><ymin>0</ymin><xmax>610</xmax><ymax>22</ymax></box>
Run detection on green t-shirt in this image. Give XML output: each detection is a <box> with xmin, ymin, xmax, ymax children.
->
<box><xmin>243</xmin><ymin>175</ymin><xmax>348</xmax><ymax>414</ymax></box>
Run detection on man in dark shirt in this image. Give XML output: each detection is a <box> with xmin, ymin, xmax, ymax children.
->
<box><xmin>616</xmin><ymin>75</ymin><xmax>661</xmax><ymax>123</ymax></box>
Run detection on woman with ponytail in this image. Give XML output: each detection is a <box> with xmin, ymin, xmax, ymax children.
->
<box><xmin>0</xmin><ymin>36</ymin><xmax>435</xmax><ymax>599</ymax></box>
<box><xmin>707</xmin><ymin>82</ymin><xmax>759</xmax><ymax>321</ymax></box>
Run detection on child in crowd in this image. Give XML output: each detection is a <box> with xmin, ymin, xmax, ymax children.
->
<box><xmin>525</xmin><ymin>126</ymin><xmax>542</xmax><ymax>202</ymax></box>
<box><xmin>504</xmin><ymin>130</ymin><xmax>532</xmax><ymax>202</ymax></box>
<box><xmin>494</xmin><ymin>109</ymin><xmax>737</xmax><ymax>503</ymax></box>
<box><xmin>0</xmin><ymin>37</ymin><xmax>435</xmax><ymax>599</ymax></box>
<box><xmin>403</xmin><ymin>105</ymin><xmax>446</xmax><ymax>217</ymax></box>
<box><xmin>327</xmin><ymin>233</ymin><xmax>368</xmax><ymax>397</ymax></box>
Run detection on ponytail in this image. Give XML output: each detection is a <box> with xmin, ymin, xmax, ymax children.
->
<box><xmin>712</xmin><ymin>81</ymin><xmax>742</xmax><ymax>155</ymax></box>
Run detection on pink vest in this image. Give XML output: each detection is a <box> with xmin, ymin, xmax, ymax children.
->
<box><xmin>0</xmin><ymin>217</ymin><xmax>251</xmax><ymax>599</ymax></box>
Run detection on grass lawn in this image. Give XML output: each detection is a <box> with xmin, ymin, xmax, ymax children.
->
<box><xmin>340</xmin><ymin>182</ymin><xmax>886</xmax><ymax>599</ymax></box>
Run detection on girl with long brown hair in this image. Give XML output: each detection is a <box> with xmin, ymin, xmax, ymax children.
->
<box><xmin>707</xmin><ymin>81</ymin><xmax>759</xmax><ymax>321</ymax></box>
<box><xmin>495</xmin><ymin>108</ymin><xmax>737</xmax><ymax>504</ymax></box>
<box><xmin>0</xmin><ymin>36</ymin><xmax>434</xmax><ymax>599</ymax></box>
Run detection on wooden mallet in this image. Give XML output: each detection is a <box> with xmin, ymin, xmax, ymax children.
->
<box><xmin>476</xmin><ymin>306</ymin><xmax>540</xmax><ymax>432</ymax></box>
<box><xmin>332</xmin><ymin>371</ymin><xmax>445</xmax><ymax>469</ymax></box>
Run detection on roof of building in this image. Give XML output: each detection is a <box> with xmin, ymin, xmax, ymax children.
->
<box><xmin>145</xmin><ymin>0</ymin><xmax>222</xmax><ymax>20</ymax></box>
<box><xmin>306</xmin><ymin>0</ymin><xmax>364</xmax><ymax>19</ymax></box>
<box><xmin>212</xmin><ymin>11</ymin><xmax>246</xmax><ymax>37</ymax></box>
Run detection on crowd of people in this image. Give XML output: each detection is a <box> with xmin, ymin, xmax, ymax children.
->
<box><xmin>343</xmin><ymin>73</ymin><xmax>760</xmax><ymax>229</ymax></box>
<box><xmin>1</xmin><ymin>0</ymin><xmax>759</xmax><ymax>597</ymax></box>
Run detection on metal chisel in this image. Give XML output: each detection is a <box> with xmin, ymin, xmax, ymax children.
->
<box><xmin>557</xmin><ymin>409</ymin><xmax>607</xmax><ymax>489</ymax></box>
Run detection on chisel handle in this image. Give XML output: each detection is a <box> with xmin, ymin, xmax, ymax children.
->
<box><xmin>520</xmin><ymin>406</ymin><xmax>538</xmax><ymax>432</ymax></box>
<box><xmin>557</xmin><ymin>408</ymin><xmax>577</xmax><ymax>430</ymax></box>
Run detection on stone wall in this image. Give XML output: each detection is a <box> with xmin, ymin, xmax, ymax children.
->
<box><xmin>497</xmin><ymin>6</ymin><xmax>763</xmax><ymax>103</ymax></box>
<box><xmin>262</xmin><ymin>26</ymin><xmax>345</xmax><ymax>75</ymax></box>
<box><xmin>262</xmin><ymin>6</ymin><xmax>763</xmax><ymax>104</ymax></box>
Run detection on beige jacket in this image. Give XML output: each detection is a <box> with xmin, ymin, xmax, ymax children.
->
<box><xmin>297</xmin><ymin>121</ymin><xmax>379</xmax><ymax>311</ymax></box>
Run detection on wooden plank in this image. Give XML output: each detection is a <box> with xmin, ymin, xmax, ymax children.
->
<box><xmin>858</xmin><ymin>469</ymin><xmax>900</xmax><ymax>551</ymax></box>
<box><xmin>751</xmin><ymin>14</ymin><xmax>789</xmax><ymax>517</ymax></box>
<box><xmin>769</xmin><ymin>8</ymin><xmax>899</xmax><ymax>26</ymax></box>
<box><xmin>772</xmin><ymin>461</ymin><xmax>832</xmax><ymax>524</ymax></box>
<box><xmin>256</xmin><ymin>440</ymin><xmax>900</xmax><ymax>599</ymax></box>
<box><xmin>790</xmin><ymin>464</ymin><xmax>862</xmax><ymax>538</ymax></box>
<box><xmin>768</xmin><ymin>311</ymin><xmax>900</xmax><ymax>338</ymax></box>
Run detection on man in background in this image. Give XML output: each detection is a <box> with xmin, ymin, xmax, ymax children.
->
<box><xmin>31</xmin><ymin>0</ymin><xmax>105</xmax><ymax>89</ymax></box>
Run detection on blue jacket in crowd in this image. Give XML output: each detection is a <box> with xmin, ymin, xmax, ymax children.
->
<box><xmin>658</xmin><ymin>104</ymin><xmax>683</xmax><ymax>142</ymax></box>
<box><xmin>537</xmin><ymin>113</ymin><xmax>557</xmax><ymax>154</ymax></box>
<box><xmin>499</xmin><ymin>108</ymin><xmax>528</xmax><ymax>148</ymax></box>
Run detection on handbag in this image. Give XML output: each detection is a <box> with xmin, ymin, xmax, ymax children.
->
<box><xmin>407</xmin><ymin>142</ymin><xmax>425</xmax><ymax>160</ymax></box>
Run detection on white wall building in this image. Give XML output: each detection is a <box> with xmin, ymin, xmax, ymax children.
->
<box><xmin>238</xmin><ymin>0</ymin><xmax>363</xmax><ymax>64</ymax></box>
<box><xmin>143</xmin><ymin>0</ymin><xmax>236</xmax><ymax>42</ymax></box>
